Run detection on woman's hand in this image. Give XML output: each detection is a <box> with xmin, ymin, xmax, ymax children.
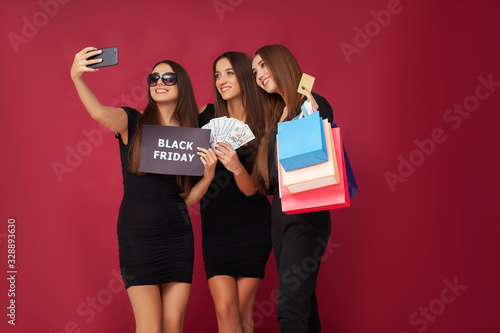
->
<box><xmin>300</xmin><ymin>86</ymin><xmax>319</xmax><ymax>111</ymax></box>
<box><xmin>215</xmin><ymin>142</ymin><xmax>258</xmax><ymax>196</ymax></box>
<box><xmin>184</xmin><ymin>147</ymin><xmax>218</xmax><ymax>206</ymax></box>
<box><xmin>70</xmin><ymin>47</ymin><xmax>102</xmax><ymax>81</ymax></box>
<box><xmin>198</xmin><ymin>147</ymin><xmax>217</xmax><ymax>180</ymax></box>
<box><xmin>215</xmin><ymin>142</ymin><xmax>244</xmax><ymax>175</ymax></box>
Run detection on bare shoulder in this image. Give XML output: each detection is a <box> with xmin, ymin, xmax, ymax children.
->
<box><xmin>198</xmin><ymin>105</ymin><xmax>208</xmax><ymax>114</ymax></box>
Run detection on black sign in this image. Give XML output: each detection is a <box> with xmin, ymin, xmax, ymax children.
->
<box><xmin>140</xmin><ymin>125</ymin><xmax>211</xmax><ymax>176</ymax></box>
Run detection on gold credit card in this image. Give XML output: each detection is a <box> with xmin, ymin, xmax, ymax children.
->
<box><xmin>297</xmin><ymin>73</ymin><xmax>315</xmax><ymax>95</ymax></box>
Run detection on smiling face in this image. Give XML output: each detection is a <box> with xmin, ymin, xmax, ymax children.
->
<box><xmin>149</xmin><ymin>63</ymin><xmax>179</xmax><ymax>104</ymax></box>
<box><xmin>214</xmin><ymin>57</ymin><xmax>242</xmax><ymax>101</ymax></box>
<box><xmin>252</xmin><ymin>54</ymin><xmax>279</xmax><ymax>95</ymax></box>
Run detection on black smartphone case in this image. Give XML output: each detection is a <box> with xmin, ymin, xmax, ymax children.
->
<box><xmin>87</xmin><ymin>47</ymin><xmax>118</xmax><ymax>68</ymax></box>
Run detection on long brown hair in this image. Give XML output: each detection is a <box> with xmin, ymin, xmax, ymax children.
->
<box><xmin>129</xmin><ymin>60</ymin><xmax>199</xmax><ymax>198</ymax></box>
<box><xmin>212</xmin><ymin>52</ymin><xmax>266</xmax><ymax>186</ymax></box>
<box><xmin>252</xmin><ymin>45</ymin><xmax>306</xmax><ymax>188</ymax></box>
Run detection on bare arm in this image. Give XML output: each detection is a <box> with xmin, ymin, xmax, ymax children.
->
<box><xmin>215</xmin><ymin>142</ymin><xmax>258</xmax><ymax>196</ymax></box>
<box><xmin>70</xmin><ymin>47</ymin><xmax>128</xmax><ymax>135</ymax></box>
<box><xmin>233</xmin><ymin>167</ymin><xmax>258</xmax><ymax>196</ymax></box>
<box><xmin>185</xmin><ymin>147</ymin><xmax>218</xmax><ymax>206</ymax></box>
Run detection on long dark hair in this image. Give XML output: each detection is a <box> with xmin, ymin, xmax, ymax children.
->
<box><xmin>129</xmin><ymin>60</ymin><xmax>199</xmax><ymax>198</ymax></box>
<box><xmin>253</xmin><ymin>45</ymin><xmax>307</xmax><ymax>188</ymax></box>
<box><xmin>212</xmin><ymin>52</ymin><xmax>266</xmax><ymax>186</ymax></box>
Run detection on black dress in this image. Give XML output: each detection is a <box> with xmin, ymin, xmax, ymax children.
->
<box><xmin>199</xmin><ymin>104</ymin><xmax>272</xmax><ymax>280</ymax></box>
<box><xmin>115</xmin><ymin>107</ymin><xmax>194</xmax><ymax>288</ymax></box>
<box><xmin>268</xmin><ymin>93</ymin><xmax>334</xmax><ymax>332</ymax></box>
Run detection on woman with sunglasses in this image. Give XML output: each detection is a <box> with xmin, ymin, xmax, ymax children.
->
<box><xmin>251</xmin><ymin>44</ymin><xmax>334</xmax><ymax>332</ymax></box>
<box><xmin>198</xmin><ymin>51</ymin><xmax>272</xmax><ymax>333</ymax></box>
<box><xmin>70</xmin><ymin>47</ymin><xmax>217</xmax><ymax>333</ymax></box>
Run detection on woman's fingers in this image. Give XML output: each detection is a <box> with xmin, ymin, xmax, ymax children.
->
<box><xmin>198</xmin><ymin>147</ymin><xmax>209</xmax><ymax>161</ymax></box>
<box><xmin>215</xmin><ymin>143</ymin><xmax>233</xmax><ymax>160</ymax></box>
<box><xmin>76</xmin><ymin>47</ymin><xmax>101</xmax><ymax>64</ymax></box>
<box><xmin>214</xmin><ymin>142</ymin><xmax>243</xmax><ymax>174</ymax></box>
<box><xmin>301</xmin><ymin>86</ymin><xmax>319</xmax><ymax>110</ymax></box>
<box><xmin>216</xmin><ymin>142</ymin><xmax>232</xmax><ymax>151</ymax></box>
<box><xmin>71</xmin><ymin>47</ymin><xmax>101</xmax><ymax>79</ymax></box>
<box><xmin>198</xmin><ymin>147</ymin><xmax>217</xmax><ymax>179</ymax></box>
<box><xmin>207</xmin><ymin>148</ymin><xmax>217</xmax><ymax>164</ymax></box>
<box><xmin>82</xmin><ymin>49</ymin><xmax>103</xmax><ymax>67</ymax></box>
<box><xmin>198</xmin><ymin>147</ymin><xmax>217</xmax><ymax>164</ymax></box>
<box><xmin>78</xmin><ymin>46</ymin><xmax>98</xmax><ymax>56</ymax></box>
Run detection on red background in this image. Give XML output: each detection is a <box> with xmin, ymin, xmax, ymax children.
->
<box><xmin>1</xmin><ymin>0</ymin><xmax>499</xmax><ymax>332</ymax></box>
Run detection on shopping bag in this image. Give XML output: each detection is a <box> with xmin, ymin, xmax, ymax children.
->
<box><xmin>331</xmin><ymin>123</ymin><xmax>358</xmax><ymax>199</ymax></box>
<box><xmin>282</xmin><ymin>119</ymin><xmax>340</xmax><ymax>194</ymax></box>
<box><xmin>278</xmin><ymin>126</ymin><xmax>350</xmax><ymax>214</ymax></box>
<box><xmin>277</xmin><ymin>111</ymin><xmax>328</xmax><ymax>171</ymax></box>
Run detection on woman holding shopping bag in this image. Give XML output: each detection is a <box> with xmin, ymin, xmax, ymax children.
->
<box><xmin>252</xmin><ymin>44</ymin><xmax>334</xmax><ymax>332</ymax></box>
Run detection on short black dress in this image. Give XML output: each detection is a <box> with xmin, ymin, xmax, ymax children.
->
<box><xmin>116</xmin><ymin>107</ymin><xmax>194</xmax><ymax>288</ymax></box>
<box><xmin>199</xmin><ymin>104</ymin><xmax>272</xmax><ymax>280</ymax></box>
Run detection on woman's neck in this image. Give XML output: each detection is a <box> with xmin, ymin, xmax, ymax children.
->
<box><xmin>279</xmin><ymin>106</ymin><xmax>289</xmax><ymax>123</ymax></box>
<box><xmin>278</xmin><ymin>91</ymin><xmax>289</xmax><ymax>123</ymax></box>
<box><xmin>227</xmin><ymin>98</ymin><xmax>246</xmax><ymax>123</ymax></box>
<box><xmin>157</xmin><ymin>102</ymin><xmax>180</xmax><ymax>126</ymax></box>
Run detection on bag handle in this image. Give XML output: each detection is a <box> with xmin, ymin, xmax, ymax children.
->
<box><xmin>297</xmin><ymin>100</ymin><xmax>318</xmax><ymax>119</ymax></box>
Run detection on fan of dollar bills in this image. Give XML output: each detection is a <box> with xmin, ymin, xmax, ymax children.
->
<box><xmin>201</xmin><ymin>116</ymin><xmax>255</xmax><ymax>150</ymax></box>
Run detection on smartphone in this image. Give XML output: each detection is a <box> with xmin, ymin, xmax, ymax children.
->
<box><xmin>86</xmin><ymin>47</ymin><xmax>118</xmax><ymax>68</ymax></box>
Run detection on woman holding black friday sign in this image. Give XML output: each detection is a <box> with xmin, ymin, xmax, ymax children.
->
<box><xmin>70</xmin><ymin>47</ymin><xmax>217</xmax><ymax>333</ymax></box>
<box><xmin>252</xmin><ymin>44</ymin><xmax>334</xmax><ymax>332</ymax></box>
<box><xmin>198</xmin><ymin>51</ymin><xmax>272</xmax><ymax>333</ymax></box>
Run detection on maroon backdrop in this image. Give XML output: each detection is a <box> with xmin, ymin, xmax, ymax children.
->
<box><xmin>1</xmin><ymin>0</ymin><xmax>499</xmax><ymax>332</ymax></box>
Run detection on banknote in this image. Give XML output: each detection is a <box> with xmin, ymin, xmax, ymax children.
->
<box><xmin>201</xmin><ymin>116</ymin><xmax>255</xmax><ymax>150</ymax></box>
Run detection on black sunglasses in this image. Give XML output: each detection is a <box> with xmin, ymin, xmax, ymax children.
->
<box><xmin>147</xmin><ymin>72</ymin><xmax>178</xmax><ymax>87</ymax></box>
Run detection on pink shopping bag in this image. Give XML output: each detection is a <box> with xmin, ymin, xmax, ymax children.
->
<box><xmin>278</xmin><ymin>127</ymin><xmax>350</xmax><ymax>214</ymax></box>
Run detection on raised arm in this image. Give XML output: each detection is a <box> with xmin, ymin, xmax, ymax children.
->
<box><xmin>70</xmin><ymin>47</ymin><xmax>128</xmax><ymax>134</ymax></box>
<box><xmin>301</xmin><ymin>88</ymin><xmax>334</xmax><ymax>123</ymax></box>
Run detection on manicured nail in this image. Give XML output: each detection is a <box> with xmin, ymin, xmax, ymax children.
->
<box><xmin>301</xmin><ymin>86</ymin><xmax>305</xmax><ymax>90</ymax></box>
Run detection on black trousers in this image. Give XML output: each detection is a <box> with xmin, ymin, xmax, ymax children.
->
<box><xmin>272</xmin><ymin>195</ymin><xmax>332</xmax><ymax>332</ymax></box>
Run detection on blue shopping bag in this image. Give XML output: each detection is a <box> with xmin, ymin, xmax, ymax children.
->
<box><xmin>331</xmin><ymin>123</ymin><xmax>358</xmax><ymax>198</ymax></box>
<box><xmin>277</xmin><ymin>111</ymin><xmax>328</xmax><ymax>172</ymax></box>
